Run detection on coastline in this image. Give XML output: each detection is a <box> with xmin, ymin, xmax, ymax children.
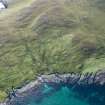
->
<box><xmin>1</xmin><ymin>70</ymin><xmax>105</xmax><ymax>105</ymax></box>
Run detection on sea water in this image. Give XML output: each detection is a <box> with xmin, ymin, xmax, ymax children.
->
<box><xmin>9</xmin><ymin>83</ymin><xmax>105</xmax><ymax>105</ymax></box>
<box><xmin>30</xmin><ymin>86</ymin><xmax>89</xmax><ymax>105</ymax></box>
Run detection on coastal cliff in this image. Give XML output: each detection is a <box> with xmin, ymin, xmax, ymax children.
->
<box><xmin>0</xmin><ymin>70</ymin><xmax>104</xmax><ymax>105</ymax></box>
<box><xmin>0</xmin><ymin>68</ymin><xmax>105</xmax><ymax>105</ymax></box>
<box><xmin>0</xmin><ymin>0</ymin><xmax>105</xmax><ymax>102</ymax></box>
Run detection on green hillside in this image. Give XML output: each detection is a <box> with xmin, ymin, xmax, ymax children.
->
<box><xmin>0</xmin><ymin>0</ymin><xmax>105</xmax><ymax>101</ymax></box>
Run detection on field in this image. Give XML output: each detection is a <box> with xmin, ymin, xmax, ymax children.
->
<box><xmin>0</xmin><ymin>0</ymin><xmax>105</xmax><ymax>101</ymax></box>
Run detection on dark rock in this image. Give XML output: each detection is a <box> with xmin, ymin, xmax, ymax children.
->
<box><xmin>94</xmin><ymin>70</ymin><xmax>105</xmax><ymax>85</ymax></box>
<box><xmin>78</xmin><ymin>73</ymin><xmax>93</xmax><ymax>85</ymax></box>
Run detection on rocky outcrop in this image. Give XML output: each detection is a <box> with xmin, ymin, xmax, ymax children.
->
<box><xmin>39</xmin><ymin>70</ymin><xmax>105</xmax><ymax>86</ymax></box>
<box><xmin>0</xmin><ymin>0</ymin><xmax>8</xmax><ymax>8</ymax></box>
<box><xmin>0</xmin><ymin>103</ymin><xmax>6</xmax><ymax>105</ymax></box>
<box><xmin>7</xmin><ymin>70</ymin><xmax>105</xmax><ymax>97</ymax></box>
<box><xmin>1</xmin><ymin>70</ymin><xmax>105</xmax><ymax>105</ymax></box>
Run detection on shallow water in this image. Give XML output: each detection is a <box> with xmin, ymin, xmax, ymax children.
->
<box><xmin>30</xmin><ymin>86</ymin><xmax>89</xmax><ymax>105</ymax></box>
<box><xmin>8</xmin><ymin>83</ymin><xmax>105</xmax><ymax>105</ymax></box>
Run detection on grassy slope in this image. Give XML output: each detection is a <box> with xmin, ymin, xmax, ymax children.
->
<box><xmin>0</xmin><ymin>0</ymin><xmax>105</xmax><ymax>101</ymax></box>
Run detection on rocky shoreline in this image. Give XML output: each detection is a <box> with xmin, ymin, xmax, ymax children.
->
<box><xmin>1</xmin><ymin>70</ymin><xmax>105</xmax><ymax>105</ymax></box>
<box><xmin>37</xmin><ymin>70</ymin><xmax>105</xmax><ymax>86</ymax></box>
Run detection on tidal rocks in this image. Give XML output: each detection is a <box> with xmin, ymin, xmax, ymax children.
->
<box><xmin>16</xmin><ymin>80</ymin><xmax>41</xmax><ymax>94</ymax></box>
<box><xmin>39</xmin><ymin>70</ymin><xmax>105</xmax><ymax>86</ymax></box>
<box><xmin>1</xmin><ymin>70</ymin><xmax>105</xmax><ymax>105</ymax></box>
<box><xmin>94</xmin><ymin>70</ymin><xmax>105</xmax><ymax>85</ymax></box>
<box><xmin>7</xmin><ymin>70</ymin><xmax>105</xmax><ymax>98</ymax></box>
<box><xmin>0</xmin><ymin>103</ymin><xmax>6</xmax><ymax>105</ymax></box>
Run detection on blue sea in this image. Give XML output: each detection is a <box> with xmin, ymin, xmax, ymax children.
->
<box><xmin>9</xmin><ymin>83</ymin><xmax>105</xmax><ymax>105</ymax></box>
